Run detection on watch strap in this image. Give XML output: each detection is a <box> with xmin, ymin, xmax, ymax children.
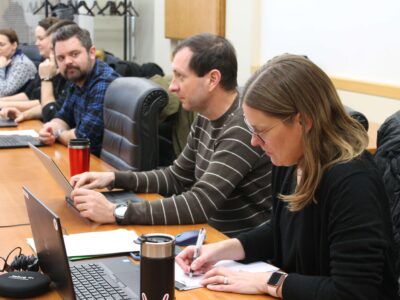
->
<box><xmin>266</xmin><ymin>271</ymin><xmax>287</xmax><ymax>297</ymax></box>
<box><xmin>41</xmin><ymin>75</ymin><xmax>53</xmax><ymax>81</ymax></box>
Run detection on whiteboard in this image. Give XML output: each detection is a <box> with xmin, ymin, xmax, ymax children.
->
<box><xmin>260</xmin><ymin>0</ymin><xmax>400</xmax><ymax>86</ymax></box>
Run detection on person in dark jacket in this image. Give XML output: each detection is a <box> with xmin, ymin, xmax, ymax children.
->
<box><xmin>176</xmin><ymin>54</ymin><xmax>399</xmax><ymax>300</ymax></box>
<box><xmin>374</xmin><ymin>110</ymin><xmax>400</xmax><ymax>246</ymax></box>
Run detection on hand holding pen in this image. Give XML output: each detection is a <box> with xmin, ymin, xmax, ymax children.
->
<box><xmin>189</xmin><ymin>227</ymin><xmax>206</xmax><ymax>277</ymax></box>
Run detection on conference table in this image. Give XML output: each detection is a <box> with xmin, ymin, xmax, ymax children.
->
<box><xmin>0</xmin><ymin>120</ymin><xmax>272</xmax><ymax>300</ymax></box>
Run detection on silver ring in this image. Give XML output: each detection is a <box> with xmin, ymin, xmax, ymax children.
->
<box><xmin>223</xmin><ymin>276</ymin><xmax>229</xmax><ymax>285</ymax></box>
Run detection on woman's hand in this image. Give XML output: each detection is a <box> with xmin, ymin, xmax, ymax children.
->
<box><xmin>175</xmin><ymin>239</ymin><xmax>246</xmax><ymax>275</ymax></box>
<box><xmin>0</xmin><ymin>56</ymin><xmax>11</xmax><ymax>68</ymax></box>
<box><xmin>202</xmin><ymin>268</ymin><xmax>270</xmax><ymax>295</ymax></box>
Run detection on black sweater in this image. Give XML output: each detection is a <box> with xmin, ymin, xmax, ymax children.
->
<box><xmin>237</xmin><ymin>152</ymin><xmax>399</xmax><ymax>300</ymax></box>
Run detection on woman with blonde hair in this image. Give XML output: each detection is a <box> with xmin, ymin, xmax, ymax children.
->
<box><xmin>176</xmin><ymin>54</ymin><xmax>399</xmax><ymax>299</ymax></box>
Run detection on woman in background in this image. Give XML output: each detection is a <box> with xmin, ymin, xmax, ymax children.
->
<box><xmin>0</xmin><ymin>28</ymin><xmax>36</xmax><ymax>97</ymax></box>
<box><xmin>176</xmin><ymin>54</ymin><xmax>399</xmax><ymax>299</ymax></box>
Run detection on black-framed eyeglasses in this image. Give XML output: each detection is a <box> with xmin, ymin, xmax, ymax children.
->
<box><xmin>243</xmin><ymin>115</ymin><xmax>292</xmax><ymax>144</ymax></box>
<box><xmin>0</xmin><ymin>247</ymin><xmax>22</xmax><ymax>273</ymax></box>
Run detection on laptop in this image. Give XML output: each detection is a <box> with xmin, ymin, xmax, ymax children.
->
<box><xmin>0</xmin><ymin>118</ymin><xmax>17</xmax><ymax>127</ymax></box>
<box><xmin>22</xmin><ymin>186</ymin><xmax>140</xmax><ymax>300</ymax></box>
<box><xmin>0</xmin><ymin>133</ymin><xmax>43</xmax><ymax>149</ymax></box>
<box><xmin>28</xmin><ymin>143</ymin><xmax>143</xmax><ymax>211</ymax></box>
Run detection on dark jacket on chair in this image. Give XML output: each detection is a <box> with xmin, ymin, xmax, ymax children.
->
<box><xmin>374</xmin><ymin>110</ymin><xmax>400</xmax><ymax>245</ymax></box>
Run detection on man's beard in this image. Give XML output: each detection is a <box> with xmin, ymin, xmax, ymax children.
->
<box><xmin>64</xmin><ymin>65</ymin><xmax>88</xmax><ymax>83</ymax></box>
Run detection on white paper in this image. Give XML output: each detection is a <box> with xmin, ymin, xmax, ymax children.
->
<box><xmin>27</xmin><ymin>229</ymin><xmax>140</xmax><ymax>258</ymax></box>
<box><xmin>0</xmin><ymin>129</ymin><xmax>39</xmax><ymax>137</ymax></box>
<box><xmin>175</xmin><ymin>259</ymin><xmax>279</xmax><ymax>290</ymax></box>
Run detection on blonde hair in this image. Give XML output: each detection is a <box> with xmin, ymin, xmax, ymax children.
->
<box><xmin>242</xmin><ymin>54</ymin><xmax>368</xmax><ymax>211</ymax></box>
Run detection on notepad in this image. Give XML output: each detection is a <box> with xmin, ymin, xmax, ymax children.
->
<box><xmin>175</xmin><ymin>259</ymin><xmax>279</xmax><ymax>290</ymax></box>
<box><xmin>27</xmin><ymin>229</ymin><xmax>140</xmax><ymax>259</ymax></box>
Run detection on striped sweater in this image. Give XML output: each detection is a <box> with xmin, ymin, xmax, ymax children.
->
<box><xmin>114</xmin><ymin>97</ymin><xmax>273</xmax><ymax>236</ymax></box>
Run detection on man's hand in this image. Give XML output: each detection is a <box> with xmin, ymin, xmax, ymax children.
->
<box><xmin>0</xmin><ymin>107</ymin><xmax>24</xmax><ymax>123</ymax></box>
<box><xmin>39</xmin><ymin>122</ymin><xmax>56</xmax><ymax>145</ymax></box>
<box><xmin>71</xmin><ymin>188</ymin><xmax>116</xmax><ymax>224</ymax></box>
<box><xmin>70</xmin><ymin>171</ymin><xmax>115</xmax><ymax>189</ymax></box>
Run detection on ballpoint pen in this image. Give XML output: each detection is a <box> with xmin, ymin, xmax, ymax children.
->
<box><xmin>189</xmin><ymin>227</ymin><xmax>206</xmax><ymax>278</ymax></box>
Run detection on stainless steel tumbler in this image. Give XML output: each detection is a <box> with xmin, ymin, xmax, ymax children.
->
<box><xmin>140</xmin><ymin>234</ymin><xmax>175</xmax><ymax>300</ymax></box>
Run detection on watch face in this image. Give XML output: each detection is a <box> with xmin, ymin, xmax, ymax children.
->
<box><xmin>115</xmin><ymin>205</ymin><xmax>127</xmax><ymax>218</ymax></box>
<box><xmin>268</xmin><ymin>272</ymin><xmax>284</xmax><ymax>286</ymax></box>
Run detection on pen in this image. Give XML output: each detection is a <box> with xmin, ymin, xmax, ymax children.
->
<box><xmin>189</xmin><ymin>227</ymin><xmax>206</xmax><ymax>278</ymax></box>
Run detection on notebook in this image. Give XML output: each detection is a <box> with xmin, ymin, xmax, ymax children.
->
<box><xmin>22</xmin><ymin>186</ymin><xmax>140</xmax><ymax>300</ymax></box>
<box><xmin>0</xmin><ymin>118</ymin><xmax>17</xmax><ymax>127</ymax></box>
<box><xmin>28</xmin><ymin>143</ymin><xmax>143</xmax><ymax>211</ymax></box>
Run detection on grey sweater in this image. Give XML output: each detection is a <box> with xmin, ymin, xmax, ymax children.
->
<box><xmin>0</xmin><ymin>51</ymin><xmax>37</xmax><ymax>96</ymax></box>
<box><xmin>114</xmin><ymin>97</ymin><xmax>273</xmax><ymax>237</ymax></box>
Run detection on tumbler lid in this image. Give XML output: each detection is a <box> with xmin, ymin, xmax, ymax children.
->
<box><xmin>138</xmin><ymin>234</ymin><xmax>175</xmax><ymax>258</ymax></box>
<box><xmin>68</xmin><ymin>138</ymin><xmax>90</xmax><ymax>149</ymax></box>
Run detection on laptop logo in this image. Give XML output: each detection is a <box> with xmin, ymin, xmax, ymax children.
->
<box><xmin>53</xmin><ymin>218</ymin><xmax>59</xmax><ymax>231</ymax></box>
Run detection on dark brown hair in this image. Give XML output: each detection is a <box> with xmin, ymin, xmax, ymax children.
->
<box><xmin>38</xmin><ymin>17</ymin><xmax>60</xmax><ymax>31</ymax></box>
<box><xmin>172</xmin><ymin>33</ymin><xmax>238</xmax><ymax>91</ymax></box>
<box><xmin>0</xmin><ymin>28</ymin><xmax>19</xmax><ymax>45</ymax></box>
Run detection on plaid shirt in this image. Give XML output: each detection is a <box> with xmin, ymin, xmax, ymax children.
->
<box><xmin>56</xmin><ymin>60</ymin><xmax>119</xmax><ymax>156</ymax></box>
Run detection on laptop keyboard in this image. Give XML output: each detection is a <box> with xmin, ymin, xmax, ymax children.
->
<box><xmin>0</xmin><ymin>135</ymin><xmax>42</xmax><ymax>148</ymax></box>
<box><xmin>71</xmin><ymin>263</ymin><xmax>132</xmax><ymax>300</ymax></box>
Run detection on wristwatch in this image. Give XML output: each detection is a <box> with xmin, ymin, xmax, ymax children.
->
<box><xmin>41</xmin><ymin>75</ymin><xmax>53</xmax><ymax>81</ymax></box>
<box><xmin>266</xmin><ymin>271</ymin><xmax>287</xmax><ymax>297</ymax></box>
<box><xmin>113</xmin><ymin>204</ymin><xmax>128</xmax><ymax>224</ymax></box>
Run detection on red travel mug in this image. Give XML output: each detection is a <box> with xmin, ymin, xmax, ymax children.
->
<box><xmin>68</xmin><ymin>138</ymin><xmax>90</xmax><ymax>177</ymax></box>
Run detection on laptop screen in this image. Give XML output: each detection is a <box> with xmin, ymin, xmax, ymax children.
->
<box><xmin>23</xmin><ymin>186</ymin><xmax>76</xmax><ymax>300</ymax></box>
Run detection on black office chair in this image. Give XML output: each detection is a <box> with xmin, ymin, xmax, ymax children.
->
<box><xmin>101</xmin><ymin>77</ymin><xmax>168</xmax><ymax>171</ymax></box>
<box><xmin>19</xmin><ymin>44</ymin><xmax>42</xmax><ymax>69</ymax></box>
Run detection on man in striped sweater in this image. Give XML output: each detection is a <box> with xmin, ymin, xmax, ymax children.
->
<box><xmin>70</xmin><ymin>33</ymin><xmax>272</xmax><ymax>237</ymax></box>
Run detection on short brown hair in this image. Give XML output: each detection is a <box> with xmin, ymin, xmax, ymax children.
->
<box><xmin>0</xmin><ymin>28</ymin><xmax>19</xmax><ymax>45</ymax></box>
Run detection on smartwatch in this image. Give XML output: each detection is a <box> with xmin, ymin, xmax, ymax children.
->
<box><xmin>113</xmin><ymin>204</ymin><xmax>128</xmax><ymax>224</ymax></box>
<box><xmin>266</xmin><ymin>271</ymin><xmax>287</xmax><ymax>297</ymax></box>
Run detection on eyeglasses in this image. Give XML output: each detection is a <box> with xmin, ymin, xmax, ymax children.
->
<box><xmin>0</xmin><ymin>247</ymin><xmax>21</xmax><ymax>273</ymax></box>
<box><xmin>244</xmin><ymin>115</ymin><xmax>291</xmax><ymax>144</ymax></box>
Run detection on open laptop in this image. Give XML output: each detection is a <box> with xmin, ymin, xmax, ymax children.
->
<box><xmin>0</xmin><ymin>131</ymin><xmax>43</xmax><ymax>148</ymax></box>
<box><xmin>28</xmin><ymin>143</ymin><xmax>143</xmax><ymax>211</ymax></box>
<box><xmin>22</xmin><ymin>186</ymin><xmax>140</xmax><ymax>300</ymax></box>
<box><xmin>0</xmin><ymin>118</ymin><xmax>17</xmax><ymax>127</ymax></box>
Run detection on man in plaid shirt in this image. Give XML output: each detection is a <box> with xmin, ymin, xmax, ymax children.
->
<box><xmin>39</xmin><ymin>24</ymin><xmax>118</xmax><ymax>156</ymax></box>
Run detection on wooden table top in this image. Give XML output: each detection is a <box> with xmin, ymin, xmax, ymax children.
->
<box><xmin>0</xmin><ymin>120</ymin><xmax>273</xmax><ymax>300</ymax></box>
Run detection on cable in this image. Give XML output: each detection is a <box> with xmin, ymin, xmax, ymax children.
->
<box><xmin>0</xmin><ymin>223</ymin><xmax>30</xmax><ymax>229</ymax></box>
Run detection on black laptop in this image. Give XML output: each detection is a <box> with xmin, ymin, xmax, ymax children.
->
<box><xmin>0</xmin><ymin>118</ymin><xmax>17</xmax><ymax>127</ymax></box>
<box><xmin>28</xmin><ymin>143</ymin><xmax>143</xmax><ymax>211</ymax></box>
<box><xmin>22</xmin><ymin>187</ymin><xmax>140</xmax><ymax>300</ymax></box>
<box><xmin>0</xmin><ymin>133</ymin><xmax>43</xmax><ymax>149</ymax></box>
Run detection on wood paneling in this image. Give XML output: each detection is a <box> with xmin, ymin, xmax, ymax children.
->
<box><xmin>165</xmin><ymin>0</ymin><xmax>225</xmax><ymax>39</ymax></box>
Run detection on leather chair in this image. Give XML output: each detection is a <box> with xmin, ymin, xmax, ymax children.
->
<box><xmin>101</xmin><ymin>77</ymin><xmax>168</xmax><ymax>171</ymax></box>
<box><xmin>344</xmin><ymin>105</ymin><xmax>369</xmax><ymax>131</ymax></box>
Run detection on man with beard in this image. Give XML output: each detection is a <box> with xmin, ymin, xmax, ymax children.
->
<box><xmin>38</xmin><ymin>24</ymin><xmax>119</xmax><ymax>156</ymax></box>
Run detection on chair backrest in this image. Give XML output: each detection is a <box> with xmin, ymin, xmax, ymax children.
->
<box><xmin>101</xmin><ymin>77</ymin><xmax>168</xmax><ymax>171</ymax></box>
<box><xmin>344</xmin><ymin>105</ymin><xmax>369</xmax><ymax>131</ymax></box>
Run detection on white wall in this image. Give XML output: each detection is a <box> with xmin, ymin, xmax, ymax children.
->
<box><xmin>260</xmin><ymin>0</ymin><xmax>400</xmax><ymax>85</ymax></box>
<box><xmin>92</xmin><ymin>0</ymin><xmax>399</xmax><ymax>123</ymax></box>
<box><xmin>259</xmin><ymin>0</ymin><xmax>400</xmax><ymax>123</ymax></box>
